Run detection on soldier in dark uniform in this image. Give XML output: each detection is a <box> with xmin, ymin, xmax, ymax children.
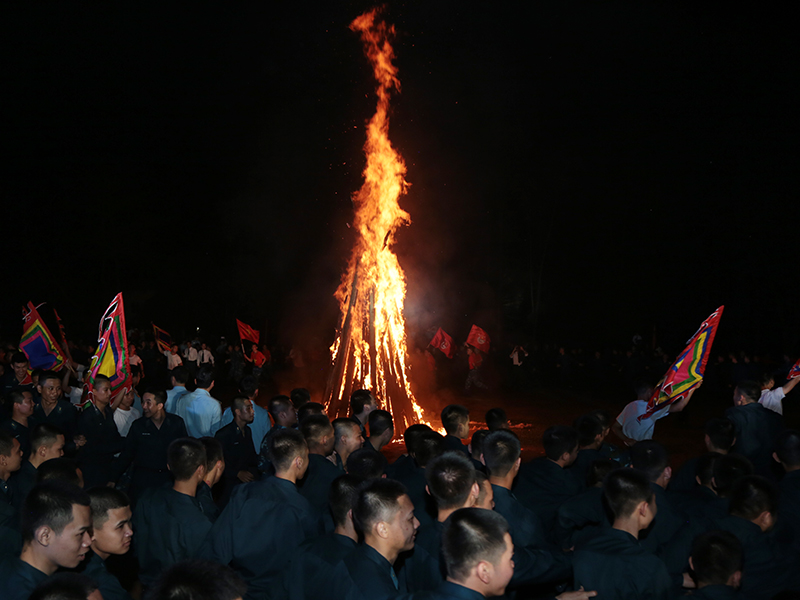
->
<box><xmin>202</xmin><ymin>428</ymin><xmax>318</xmax><ymax>600</ymax></box>
<box><xmin>109</xmin><ymin>389</ymin><xmax>187</xmax><ymax>502</ymax></box>
<box><xmin>556</xmin><ymin>459</ymin><xmax>616</xmax><ymax>549</ymax></box>
<box><xmin>9</xmin><ymin>423</ymin><xmax>65</xmax><ymax>511</ymax></box>
<box><xmin>347</xmin><ymin>446</ymin><xmax>388</xmax><ymax>479</ymax></box>
<box><xmin>214</xmin><ymin>396</ymin><xmax>259</xmax><ymax>505</ymax></box>
<box><xmin>670</xmin><ymin>418</ymin><xmax>735</xmax><ymax>494</ymax></box>
<box><xmin>386</xmin><ymin>423</ymin><xmax>431</xmax><ymax>480</ymax></box>
<box><xmin>390</xmin><ymin>428</ymin><xmax>444</xmax><ymax>528</ymax></box>
<box><xmin>570</xmin><ymin>414</ymin><xmax>607</xmax><ymax>487</ymax></box>
<box><xmin>297</xmin><ymin>414</ymin><xmax>339</xmax><ymax>520</ymax></box>
<box><xmin>332</xmin><ymin>417</ymin><xmax>364</xmax><ymax>472</ymax></box>
<box><xmin>1</xmin><ymin>388</ymin><xmax>35</xmax><ymax>460</ymax></box>
<box><xmin>258</xmin><ymin>395</ymin><xmax>297</xmax><ymax>474</ymax></box>
<box><xmin>0</xmin><ymin>353</ymin><xmax>33</xmax><ymax>395</ymax></box>
<box><xmin>133</xmin><ymin>437</ymin><xmax>213</xmax><ymax>589</ymax></box>
<box><xmin>144</xmin><ymin>559</ymin><xmax>246</xmax><ymax>600</ymax></box>
<box><xmin>349</xmin><ymin>389</ymin><xmax>377</xmax><ymax>442</ymax></box>
<box><xmin>198</xmin><ymin>436</ymin><xmax>225</xmax><ymax>521</ymax></box>
<box><xmin>286</xmin><ymin>474</ymin><xmax>363</xmax><ymax>600</ymax></box>
<box><xmin>573</xmin><ymin>468</ymin><xmax>673</xmax><ymax>600</ymax></box>
<box><xmin>0</xmin><ymin>431</ymin><xmax>23</xmax><ymax>535</ymax></box>
<box><xmin>81</xmin><ymin>487</ymin><xmax>134</xmax><ymax>600</ymax></box>
<box><xmin>441</xmin><ymin>404</ymin><xmax>471</xmax><ymax>458</ymax></box>
<box><xmin>686</xmin><ymin>531</ymin><xmax>743</xmax><ymax>599</ymax></box>
<box><xmin>77</xmin><ymin>376</ymin><xmax>124</xmax><ymax>488</ymax></box>
<box><xmin>364</xmin><ymin>409</ymin><xmax>393</xmax><ymax>474</ymax></box>
<box><xmin>725</xmin><ymin>381</ymin><xmax>784</xmax><ymax>478</ymax></box>
<box><xmin>29</xmin><ymin>371</ymin><xmax>84</xmax><ymax>455</ymax></box>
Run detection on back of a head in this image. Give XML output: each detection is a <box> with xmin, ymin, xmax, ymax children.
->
<box><xmin>297</xmin><ymin>402</ymin><xmax>326</xmax><ymax>424</ymax></box>
<box><xmin>239</xmin><ymin>376</ymin><xmax>258</xmax><ymax>399</ymax></box>
<box><xmin>146</xmin><ymin>559</ymin><xmax>247</xmax><ymax>600</ymax></box>
<box><xmin>426</xmin><ymin>452</ymin><xmax>476</xmax><ymax>510</ymax></box>
<box><xmin>333</xmin><ymin>417</ymin><xmax>361</xmax><ymax>441</ymax></box>
<box><xmin>485</xmin><ymin>408</ymin><xmax>508</xmax><ymax>432</ymax></box>
<box><xmin>602</xmin><ymin>468</ymin><xmax>653</xmax><ymax>522</ymax></box>
<box><xmin>37</xmin><ymin>458</ymin><xmax>81</xmax><ymax>487</ymax></box>
<box><xmin>368</xmin><ymin>409</ymin><xmax>393</xmax><ymax>438</ymax></box>
<box><xmin>29</xmin><ymin>572</ymin><xmax>98</xmax><ymax>600</ymax></box>
<box><xmin>403</xmin><ymin>423</ymin><xmax>432</xmax><ymax>455</ymax></box>
<box><xmin>350</xmin><ymin>389</ymin><xmax>374</xmax><ymax>415</ymax></box>
<box><xmin>22</xmin><ymin>481</ymin><xmax>90</xmax><ymax>544</ymax></box>
<box><xmin>441</xmin><ymin>404</ymin><xmax>469</xmax><ymax>436</ymax></box>
<box><xmin>690</xmin><ymin>531</ymin><xmax>743</xmax><ymax>587</ymax></box>
<box><xmin>290</xmin><ymin>388</ymin><xmax>311</xmax><ymax>408</ymax></box>
<box><xmin>87</xmin><ymin>487</ymin><xmax>130</xmax><ymax>529</ymax></box>
<box><xmin>761</xmin><ymin>371</ymin><xmax>776</xmax><ymax>387</ymax></box>
<box><xmin>0</xmin><ymin>430</ymin><xmax>15</xmax><ymax>457</ymax></box>
<box><xmin>483</xmin><ymin>430</ymin><xmax>521</xmax><ymax>478</ymax></box>
<box><xmin>269</xmin><ymin>428</ymin><xmax>307</xmax><ymax>472</ymax></box>
<box><xmin>543</xmin><ymin>425</ymin><xmax>579</xmax><ymax>460</ymax></box>
<box><xmin>634</xmin><ymin>381</ymin><xmax>654</xmax><ymax>399</ymax></box>
<box><xmin>695</xmin><ymin>452</ymin><xmax>722</xmax><ymax>487</ymax></box>
<box><xmin>736</xmin><ymin>380</ymin><xmax>761</xmax><ymax>403</ymax></box>
<box><xmin>346</xmin><ymin>447</ymin><xmax>386</xmax><ymax>479</ymax></box>
<box><xmin>705</xmin><ymin>418</ymin><xmax>736</xmax><ymax>452</ymax></box>
<box><xmin>729</xmin><ymin>475</ymin><xmax>778</xmax><ymax>521</ymax></box>
<box><xmin>200</xmin><ymin>437</ymin><xmax>224</xmax><ymax>469</ymax></box>
<box><xmin>31</xmin><ymin>423</ymin><xmax>64</xmax><ymax>452</ymax></box>
<box><xmin>195</xmin><ymin>365</ymin><xmax>215</xmax><ymax>389</ymax></box>
<box><xmin>574</xmin><ymin>414</ymin><xmax>604</xmax><ymax>448</ymax></box>
<box><xmin>470</xmin><ymin>429</ymin><xmax>489</xmax><ymax>459</ymax></box>
<box><xmin>329</xmin><ymin>474</ymin><xmax>364</xmax><ymax>528</ymax></box>
<box><xmin>588</xmin><ymin>409</ymin><xmax>612</xmax><ymax>431</ymax></box>
<box><xmin>168</xmin><ymin>438</ymin><xmax>207</xmax><ymax>482</ymax></box>
<box><xmin>171</xmin><ymin>366</ymin><xmax>189</xmax><ymax>385</ymax></box>
<box><xmin>415</xmin><ymin>430</ymin><xmax>445</xmax><ymax>468</ymax></box>
<box><xmin>268</xmin><ymin>395</ymin><xmax>293</xmax><ymax>420</ymax></box>
<box><xmin>300</xmin><ymin>414</ymin><xmax>333</xmax><ymax>451</ymax></box>
<box><xmin>629</xmin><ymin>440</ymin><xmax>669</xmax><ymax>482</ymax></box>
<box><xmin>776</xmin><ymin>430</ymin><xmax>800</xmax><ymax>468</ymax></box>
<box><xmin>587</xmin><ymin>459</ymin><xmax>617</xmax><ymax>487</ymax></box>
<box><xmin>713</xmin><ymin>453</ymin><xmax>754</xmax><ymax>497</ymax></box>
<box><xmin>353</xmin><ymin>478</ymin><xmax>407</xmax><ymax>536</ymax></box>
<box><xmin>441</xmin><ymin>508</ymin><xmax>509</xmax><ymax>583</ymax></box>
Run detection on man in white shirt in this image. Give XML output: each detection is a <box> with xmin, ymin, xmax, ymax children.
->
<box><xmin>113</xmin><ymin>388</ymin><xmax>141</xmax><ymax>438</ymax></box>
<box><xmin>198</xmin><ymin>343</ymin><xmax>214</xmax><ymax>367</ymax></box>
<box><xmin>612</xmin><ymin>381</ymin><xmax>701</xmax><ymax>445</ymax></box>
<box><xmin>758</xmin><ymin>372</ymin><xmax>800</xmax><ymax>415</ymax></box>
<box><xmin>164</xmin><ymin>344</ymin><xmax>183</xmax><ymax>371</ymax></box>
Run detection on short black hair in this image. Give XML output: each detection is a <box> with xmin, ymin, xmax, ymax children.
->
<box><xmin>0</xmin><ymin>430</ymin><xmax>15</xmax><ymax>457</ymax></box>
<box><xmin>21</xmin><ymin>481</ymin><xmax>90</xmax><ymax>543</ymax></box>
<box><xmin>426</xmin><ymin>452</ymin><xmax>476</xmax><ymax>510</ymax></box>
<box><xmin>93</xmin><ymin>374</ymin><xmax>111</xmax><ymax>389</ymax></box>
<box><xmin>11</xmin><ymin>351</ymin><xmax>28</xmax><ymax>365</ymax></box>
<box><xmin>350</xmin><ymin>389</ymin><xmax>375</xmax><ymax>415</ymax></box>
<box><xmin>705</xmin><ymin>418</ymin><xmax>736</xmax><ymax>452</ymax></box>
<box><xmin>146</xmin><ymin>559</ymin><xmax>247</xmax><ymax>600</ymax></box>
<box><xmin>290</xmin><ymin>388</ymin><xmax>311</xmax><ymax>408</ymax></box>
<box><xmin>31</xmin><ymin>423</ymin><xmax>65</xmax><ymax>453</ymax></box>
<box><xmin>269</xmin><ymin>428</ymin><xmax>307</xmax><ymax>472</ymax></box>
<box><xmin>36</xmin><ymin>458</ymin><xmax>81</xmax><ymax>487</ymax></box>
<box><xmin>6</xmin><ymin>387</ymin><xmax>31</xmax><ymax>406</ymax></box>
<box><xmin>38</xmin><ymin>370</ymin><xmax>60</xmax><ymax>386</ymax></box>
<box><xmin>346</xmin><ymin>447</ymin><xmax>386</xmax><ymax>479</ymax></box>
<box><xmin>543</xmin><ymin>425</ymin><xmax>579</xmax><ymax>461</ymax></box>
<box><xmin>441</xmin><ymin>405</ymin><xmax>469</xmax><ymax>436</ymax></box>
<box><xmin>602</xmin><ymin>468</ymin><xmax>653</xmax><ymax>521</ymax></box>
<box><xmin>775</xmin><ymin>430</ymin><xmax>800</xmax><ymax>468</ymax></box>
<box><xmin>297</xmin><ymin>402</ymin><xmax>326</xmax><ymax>424</ymax></box>
<box><xmin>729</xmin><ymin>475</ymin><xmax>778</xmax><ymax>521</ymax></box>
<box><xmin>231</xmin><ymin>396</ymin><xmax>250</xmax><ymax>415</ymax></box>
<box><xmin>300</xmin><ymin>414</ymin><xmax>333</xmax><ymax>451</ymax></box>
<box><xmin>29</xmin><ymin>572</ymin><xmax>99</xmax><ymax>600</ymax></box>
<box><xmin>690</xmin><ymin>531</ymin><xmax>743</xmax><ymax>586</ymax></box>
<box><xmin>483</xmin><ymin>430</ymin><xmax>521</xmax><ymax>477</ymax></box>
<box><xmin>333</xmin><ymin>417</ymin><xmax>361</xmax><ymax>441</ymax></box>
<box><xmin>629</xmin><ymin>440</ymin><xmax>669</xmax><ymax>482</ymax></box>
<box><xmin>195</xmin><ymin>365</ymin><xmax>215</xmax><ymax>389</ymax></box>
<box><xmin>442</xmin><ymin>508</ymin><xmax>509</xmax><ymax>582</ymax></box>
<box><xmin>403</xmin><ymin>424</ymin><xmax>432</xmax><ymax>455</ymax></box>
<box><xmin>352</xmin><ymin>478</ymin><xmax>408</xmax><ymax>536</ymax></box>
<box><xmin>171</xmin><ymin>366</ymin><xmax>189</xmax><ymax>385</ymax></box>
<box><xmin>574</xmin><ymin>414</ymin><xmax>604</xmax><ymax>448</ymax></box>
<box><xmin>199</xmin><ymin>437</ymin><xmax>224</xmax><ymax>469</ymax></box>
<box><xmin>368</xmin><ymin>409</ymin><xmax>393</xmax><ymax>438</ymax></box>
<box><xmin>587</xmin><ymin>459</ymin><xmax>617</xmax><ymax>487</ymax></box>
<box><xmin>144</xmin><ymin>388</ymin><xmax>167</xmax><ymax>407</ymax></box>
<box><xmin>761</xmin><ymin>371</ymin><xmax>776</xmax><ymax>386</ymax></box>
<box><xmin>588</xmin><ymin>409</ymin><xmax>612</xmax><ymax>430</ymax></box>
<box><xmin>167</xmin><ymin>438</ymin><xmax>207</xmax><ymax>481</ymax></box>
<box><xmin>239</xmin><ymin>375</ymin><xmax>258</xmax><ymax>398</ymax></box>
<box><xmin>268</xmin><ymin>395</ymin><xmax>294</xmax><ymax>421</ymax></box>
<box><xmin>414</xmin><ymin>430</ymin><xmax>445</xmax><ymax>468</ymax></box>
<box><xmin>694</xmin><ymin>452</ymin><xmax>722</xmax><ymax>486</ymax></box>
<box><xmin>87</xmin><ymin>487</ymin><xmax>130</xmax><ymax>529</ymax></box>
<box><xmin>470</xmin><ymin>429</ymin><xmax>490</xmax><ymax>459</ymax></box>
<box><xmin>329</xmin><ymin>474</ymin><xmax>363</xmax><ymax>528</ymax></box>
<box><xmin>485</xmin><ymin>408</ymin><xmax>508</xmax><ymax>432</ymax></box>
<box><xmin>712</xmin><ymin>453</ymin><xmax>754</xmax><ymax>497</ymax></box>
<box><xmin>735</xmin><ymin>380</ymin><xmax>761</xmax><ymax>403</ymax></box>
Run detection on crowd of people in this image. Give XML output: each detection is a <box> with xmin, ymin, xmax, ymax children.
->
<box><xmin>0</xmin><ymin>338</ymin><xmax>799</xmax><ymax>600</ymax></box>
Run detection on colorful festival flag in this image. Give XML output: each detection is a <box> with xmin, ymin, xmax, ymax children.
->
<box><xmin>86</xmin><ymin>293</ymin><xmax>131</xmax><ymax>400</ymax></box>
<box><xmin>53</xmin><ymin>308</ymin><xmax>74</xmax><ymax>363</ymax></box>
<box><xmin>466</xmin><ymin>324</ymin><xmax>491</xmax><ymax>353</ymax></box>
<box><xmin>20</xmin><ymin>302</ymin><xmax>66</xmax><ymax>371</ymax></box>
<box><xmin>429</xmin><ymin>327</ymin><xmax>455</xmax><ymax>359</ymax></box>
<box><xmin>152</xmin><ymin>323</ymin><xmax>172</xmax><ymax>353</ymax></box>
<box><xmin>789</xmin><ymin>357</ymin><xmax>800</xmax><ymax>380</ymax></box>
<box><xmin>639</xmin><ymin>306</ymin><xmax>724</xmax><ymax>421</ymax></box>
<box><xmin>237</xmin><ymin>319</ymin><xmax>260</xmax><ymax>344</ymax></box>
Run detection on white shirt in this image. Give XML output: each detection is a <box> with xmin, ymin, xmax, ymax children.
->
<box><xmin>184</xmin><ymin>347</ymin><xmax>199</xmax><ymax>365</ymax></box>
<box><xmin>164</xmin><ymin>350</ymin><xmax>183</xmax><ymax>370</ymax></box>
<box><xmin>759</xmin><ymin>387</ymin><xmax>785</xmax><ymax>415</ymax></box>
<box><xmin>114</xmin><ymin>406</ymin><xmax>141</xmax><ymax>437</ymax></box>
<box><xmin>616</xmin><ymin>400</ymin><xmax>671</xmax><ymax>442</ymax></box>
<box><xmin>129</xmin><ymin>354</ymin><xmax>143</xmax><ymax>367</ymax></box>
<box><xmin>198</xmin><ymin>348</ymin><xmax>214</xmax><ymax>365</ymax></box>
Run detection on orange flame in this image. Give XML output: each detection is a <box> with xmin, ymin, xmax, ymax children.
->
<box><xmin>326</xmin><ymin>8</ymin><xmax>427</xmax><ymax>432</ymax></box>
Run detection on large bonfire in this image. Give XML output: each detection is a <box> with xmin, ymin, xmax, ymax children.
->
<box><xmin>323</xmin><ymin>9</ymin><xmax>425</xmax><ymax>433</ymax></box>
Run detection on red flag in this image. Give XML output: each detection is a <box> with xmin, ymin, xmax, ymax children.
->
<box><xmin>639</xmin><ymin>306</ymin><xmax>724</xmax><ymax>421</ymax></box>
<box><xmin>236</xmin><ymin>319</ymin><xmax>260</xmax><ymax>344</ymax></box>
<box><xmin>466</xmin><ymin>325</ymin><xmax>491</xmax><ymax>353</ymax></box>
<box><xmin>429</xmin><ymin>328</ymin><xmax>455</xmax><ymax>359</ymax></box>
<box><xmin>789</xmin><ymin>357</ymin><xmax>800</xmax><ymax>380</ymax></box>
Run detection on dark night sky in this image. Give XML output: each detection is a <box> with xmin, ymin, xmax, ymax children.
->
<box><xmin>1</xmin><ymin>2</ymin><xmax>797</xmax><ymax>357</ymax></box>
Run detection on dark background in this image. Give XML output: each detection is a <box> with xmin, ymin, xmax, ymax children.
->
<box><xmin>1</xmin><ymin>2</ymin><xmax>797</xmax><ymax>358</ymax></box>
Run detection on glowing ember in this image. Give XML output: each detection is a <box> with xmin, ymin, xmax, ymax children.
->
<box><xmin>324</xmin><ymin>8</ymin><xmax>427</xmax><ymax>433</ymax></box>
